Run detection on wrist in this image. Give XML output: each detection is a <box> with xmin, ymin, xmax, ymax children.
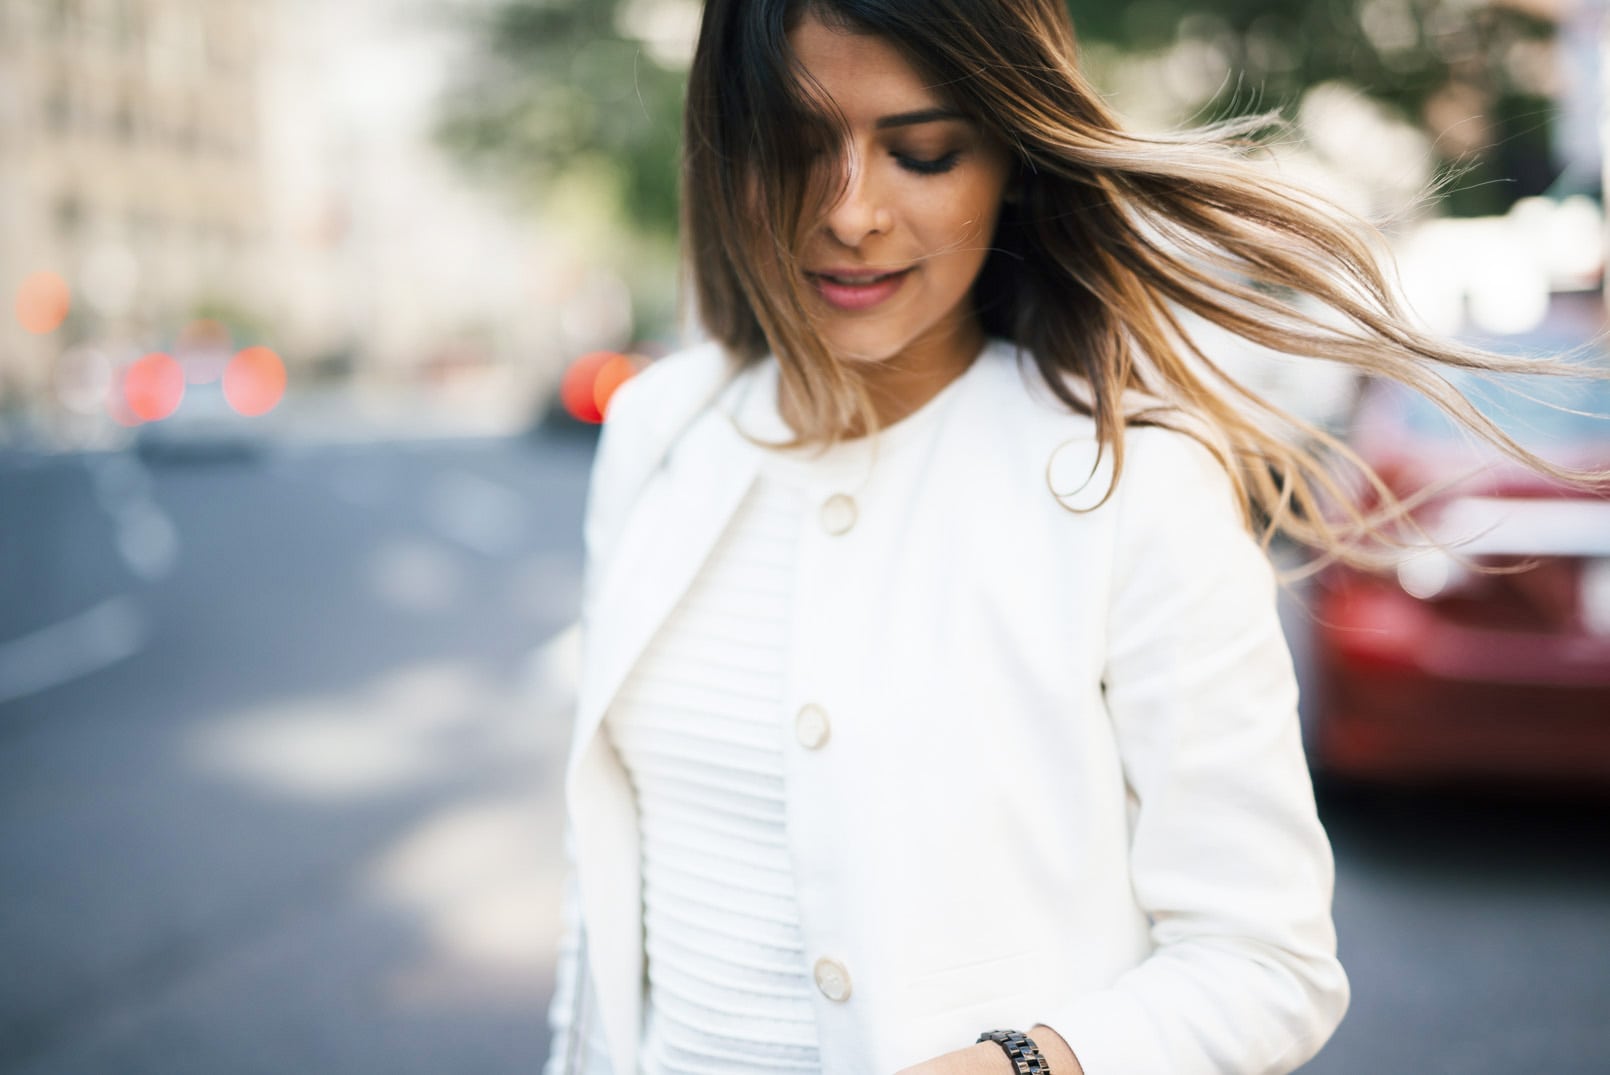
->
<box><xmin>1027</xmin><ymin>1024</ymin><xmax>1084</xmax><ymax>1075</ymax></box>
<box><xmin>969</xmin><ymin>1040</ymin><xmax>1016</xmax><ymax>1074</ymax></box>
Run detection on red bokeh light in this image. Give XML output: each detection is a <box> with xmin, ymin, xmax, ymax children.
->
<box><xmin>561</xmin><ymin>352</ymin><xmax>612</xmax><ymax>424</ymax></box>
<box><xmin>561</xmin><ymin>351</ymin><xmax>640</xmax><ymax>424</ymax></box>
<box><xmin>593</xmin><ymin>354</ymin><xmax>638</xmax><ymax>417</ymax></box>
<box><xmin>123</xmin><ymin>352</ymin><xmax>185</xmax><ymax>421</ymax></box>
<box><xmin>15</xmin><ymin>271</ymin><xmax>71</xmax><ymax>335</ymax></box>
<box><xmin>223</xmin><ymin>346</ymin><xmax>287</xmax><ymax>416</ymax></box>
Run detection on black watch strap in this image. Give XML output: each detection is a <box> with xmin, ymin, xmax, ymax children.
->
<box><xmin>977</xmin><ymin>1028</ymin><xmax>1051</xmax><ymax>1074</ymax></box>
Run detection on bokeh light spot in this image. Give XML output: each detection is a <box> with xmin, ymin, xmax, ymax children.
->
<box><xmin>16</xmin><ymin>271</ymin><xmax>71</xmax><ymax>334</ymax></box>
<box><xmin>54</xmin><ymin>345</ymin><xmax>114</xmax><ymax>416</ymax></box>
<box><xmin>224</xmin><ymin>346</ymin><xmax>287</xmax><ymax>416</ymax></box>
<box><xmin>123</xmin><ymin>352</ymin><xmax>185</xmax><ymax>421</ymax></box>
<box><xmin>561</xmin><ymin>351</ymin><xmax>616</xmax><ymax>424</ymax></box>
<box><xmin>593</xmin><ymin>354</ymin><xmax>639</xmax><ymax>417</ymax></box>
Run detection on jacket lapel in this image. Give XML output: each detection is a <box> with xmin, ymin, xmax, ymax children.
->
<box><xmin>565</xmin><ymin>388</ymin><xmax>760</xmax><ymax>1075</ymax></box>
<box><xmin>572</xmin><ymin>392</ymin><xmax>760</xmax><ymax>762</ymax></box>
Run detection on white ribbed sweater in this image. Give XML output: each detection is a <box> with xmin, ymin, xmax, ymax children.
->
<box><xmin>604</xmin><ymin>468</ymin><xmax>822</xmax><ymax>1074</ymax></box>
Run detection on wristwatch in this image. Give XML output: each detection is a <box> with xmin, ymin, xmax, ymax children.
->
<box><xmin>976</xmin><ymin>1028</ymin><xmax>1051</xmax><ymax>1074</ymax></box>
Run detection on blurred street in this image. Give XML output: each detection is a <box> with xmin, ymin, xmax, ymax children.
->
<box><xmin>2</xmin><ymin>416</ymin><xmax>1608</xmax><ymax>1074</ymax></box>
<box><xmin>0</xmin><ymin>418</ymin><xmax>593</xmax><ymax>1074</ymax></box>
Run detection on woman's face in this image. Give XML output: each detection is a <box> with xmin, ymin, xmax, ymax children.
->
<box><xmin>788</xmin><ymin>13</ymin><xmax>1014</xmax><ymax>386</ymax></box>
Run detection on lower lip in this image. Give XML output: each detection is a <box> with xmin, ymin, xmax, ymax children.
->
<box><xmin>810</xmin><ymin>270</ymin><xmax>911</xmax><ymax>311</ymax></box>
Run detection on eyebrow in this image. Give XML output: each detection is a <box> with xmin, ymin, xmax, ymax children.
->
<box><xmin>874</xmin><ymin>107</ymin><xmax>971</xmax><ymax>130</ymax></box>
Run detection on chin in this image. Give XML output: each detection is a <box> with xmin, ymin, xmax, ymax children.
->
<box><xmin>816</xmin><ymin>326</ymin><xmax>922</xmax><ymax>366</ymax></box>
<box><xmin>829</xmin><ymin>342</ymin><xmax>909</xmax><ymax>365</ymax></box>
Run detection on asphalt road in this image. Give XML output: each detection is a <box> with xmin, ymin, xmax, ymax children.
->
<box><xmin>2</xmin><ymin>427</ymin><xmax>1606</xmax><ymax>1074</ymax></box>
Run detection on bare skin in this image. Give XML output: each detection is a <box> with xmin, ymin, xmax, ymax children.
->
<box><xmin>893</xmin><ymin>1025</ymin><xmax>1086</xmax><ymax>1075</ymax></box>
<box><xmin>782</xmin><ymin>13</ymin><xmax>1013</xmax><ymax>435</ymax></box>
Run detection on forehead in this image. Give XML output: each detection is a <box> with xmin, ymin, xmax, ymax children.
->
<box><xmin>788</xmin><ymin>15</ymin><xmax>947</xmax><ymax>121</ymax></box>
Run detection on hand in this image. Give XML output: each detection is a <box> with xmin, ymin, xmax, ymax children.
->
<box><xmin>893</xmin><ymin>1025</ymin><xmax>1085</xmax><ymax>1075</ymax></box>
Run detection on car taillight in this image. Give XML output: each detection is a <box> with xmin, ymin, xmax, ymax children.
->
<box><xmin>561</xmin><ymin>351</ymin><xmax>641</xmax><ymax>424</ymax></box>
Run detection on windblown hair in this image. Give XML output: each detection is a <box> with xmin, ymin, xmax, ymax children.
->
<box><xmin>682</xmin><ymin>0</ymin><xmax>1603</xmax><ymax>570</ymax></box>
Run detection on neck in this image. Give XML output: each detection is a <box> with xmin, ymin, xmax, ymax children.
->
<box><xmin>780</xmin><ymin>316</ymin><xmax>986</xmax><ymax>439</ymax></box>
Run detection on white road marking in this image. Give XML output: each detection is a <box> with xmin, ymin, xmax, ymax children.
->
<box><xmin>0</xmin><ymin>596</ymin><xmax>146</xmax><ymax>705</ymax></box>
<box><xmin>86</xmin><ymin>452</ymin><xmax>180</xmax><ymax>581</ymax></box>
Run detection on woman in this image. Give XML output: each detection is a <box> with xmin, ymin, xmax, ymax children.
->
<box><xmin>544</xmin><ymin>2</ymin><xmax>1588</xmax><ymax>1073</ymax></box>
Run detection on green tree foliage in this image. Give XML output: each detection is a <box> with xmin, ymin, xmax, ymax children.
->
<box><xmin>1065</xmin><ymin>0</ymin><xmax>1560</xmax><ymax>215</ymax></box>
<box><xmin>435</xmin><ymin>0</ymin><xmax>686</xmax><ymax>234</ymax></box>
<box><xmin>437</xmin><ymin>0</ymin><xmax>1560</xmax><ymax>234</ymax></box>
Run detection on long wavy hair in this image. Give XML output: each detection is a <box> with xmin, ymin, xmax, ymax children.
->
<box><xmin>681</xmin><ymin>0</ymin><xmax>1603</xmax><ymax>570</ymax></box>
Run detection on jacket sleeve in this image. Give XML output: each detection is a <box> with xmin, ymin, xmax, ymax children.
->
<box><xmin>541</xmin><ymin>827</ymin><xmax>615</xmax><ymax>1075</ymax></box>
<box><xmin>1042</xmin><ymin>427</ymin><xmax>1349</xmax><ymax>1075</ymax></box>
<box><xmin>541</xmin><ymin>371</ymin><xmax>656</xmax><ymax>1075</ymax></box>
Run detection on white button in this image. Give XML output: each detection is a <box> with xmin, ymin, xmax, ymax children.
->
<box><xmin>794</xmin><ymin>704</ymin><xmax>830</xmax><ymax>749</ymax></box>
<box><xmin>819</xmin><ymin>493</ymin><xmax>857</xmax><ymax>535</ymax></box>
<box><xmin>813</xmin><ymin>957</ymin><xmax>852</xmax><ymax>1002</ymax></box>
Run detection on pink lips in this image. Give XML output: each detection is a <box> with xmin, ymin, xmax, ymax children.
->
<box><xmin>809</xmin><ymin>268</ymin><xmax>911</xmax><ymax>311</ymax></box>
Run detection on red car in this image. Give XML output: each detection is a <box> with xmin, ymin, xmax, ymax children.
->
<box><xmin>1306</xmin><ymin>356</ymin><xmax>1610</xmax><ymax>785</ymax></box>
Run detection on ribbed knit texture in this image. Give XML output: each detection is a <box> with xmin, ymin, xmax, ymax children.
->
<box><xmin>604</xmin><ymin>471</ymin><xmax>822</xmax><ymax>1075</ymax></box>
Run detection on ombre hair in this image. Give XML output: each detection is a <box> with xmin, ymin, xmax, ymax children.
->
<box><xmin>681</xmin><ymin>0</ymin><xmax>1603</xmax><ymax>569</ymax></box>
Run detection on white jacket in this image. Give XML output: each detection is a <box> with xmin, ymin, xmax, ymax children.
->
<box><xmin>544</xmin><ymin>339</ymin><xmax>1348</xmax><ymax>1075</ymax></box>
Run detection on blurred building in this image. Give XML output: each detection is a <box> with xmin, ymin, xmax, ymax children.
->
<box><xmin>1557</xmin><ymin>0</ymin><xmax>1605</xmax><ymax>195</ymax></box>
<box><xmin>0</xmin><ymin>0</ymin><xmax>269</xmax><ymax>410</ymax></box>
<box><xmin>254</xmin><ymin>0</ymin><xmax>566</xmax><ymax>398</ymax></box>
<box><xmin>1</xmin><ymin>0</ymin><xmax>569</xmax><ymax>436</ymax></box>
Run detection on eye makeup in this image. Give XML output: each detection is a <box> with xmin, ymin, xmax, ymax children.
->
<box><xmin>894</xmin><ymin>150</ymin><xmax>962</xmax><ymax>176</ymax></box>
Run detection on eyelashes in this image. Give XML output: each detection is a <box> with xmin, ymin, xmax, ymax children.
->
<box><xmin>791</xmin><ymin>147</ymin><xmax>964</xmax><ymax>182</ymax></box>
<box><xmin>894</xmin><ymin>150</ymin><xmax>962</xmax><ymax>176</ymax></box>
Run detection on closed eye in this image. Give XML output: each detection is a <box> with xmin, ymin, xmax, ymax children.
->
<box><xmin>894</xmin><ymin>151</ymin><xmax>961</xmax><ymax>176</ymax></box>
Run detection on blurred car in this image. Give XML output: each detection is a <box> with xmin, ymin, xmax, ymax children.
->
<box><xmin>131</xmin><ymin>357</ymin><xmax>268</xmax><ymax>464</ymax></box>
<box><xmin>118</xmin><ymin>324</ymin><xmax>291</xmax><ymax>461</ymax></box>
<box><xmin>1307</xmin><ymin>351</ymin><xmax>1610</xmax><ymax>786</ymax></box>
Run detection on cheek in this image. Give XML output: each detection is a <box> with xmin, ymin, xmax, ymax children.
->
<box><xmin>917</xmin><ymin>183</ymin><xmax>1006</xmax><ymax>245</ymax></box>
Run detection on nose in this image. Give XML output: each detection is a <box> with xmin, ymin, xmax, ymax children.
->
<box><xmin>822</xmin><ymin>148</ymin><xmax>893</xmax><ymax>247</ymax></box>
